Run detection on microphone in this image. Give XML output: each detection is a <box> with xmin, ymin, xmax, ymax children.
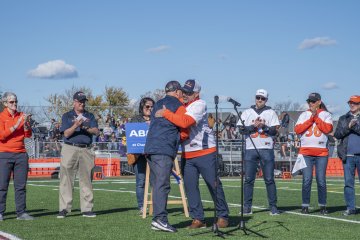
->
<box><xmin>214</xmin><ymin>95</ymin><xmax>219</xmax><ymax>105</ymax></box>
<box><xmin>227</xmin><ymin>97</ymin><xmax>241</xmax><ymax>107</ymax></box>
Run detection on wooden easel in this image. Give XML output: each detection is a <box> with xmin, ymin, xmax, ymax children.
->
<box><xmin>142</xmin><ymin>158</ymin><xmax>189</xmax><ymax>218</ymax></box>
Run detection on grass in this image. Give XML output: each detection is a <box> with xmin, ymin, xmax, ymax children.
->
<box><xmin>1</xmin><ymin>176</ymin><xmax>360</xmax><ymax>239</ymax></box>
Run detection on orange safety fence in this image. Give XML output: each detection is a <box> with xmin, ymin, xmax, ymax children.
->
<box><xmin>28</xmin><ymin>158</ymin><xmax>121</xmax><ymax>178</ymax></box>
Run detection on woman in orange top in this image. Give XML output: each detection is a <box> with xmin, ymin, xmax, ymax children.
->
<box><xmin>0</xmin><ymin>92</ymin><xmax>33</xmax><ymax>221</ymax></box>
<box><xmin>294</xmin><ymin>93</ymin><xmax>333</xmax><ymax>215</ymax></box>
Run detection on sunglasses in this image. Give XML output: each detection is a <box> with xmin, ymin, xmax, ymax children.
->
<box><xmin>306</xmin><ymin>100</ymin><xmax>317</xmax><ymax>104</ymax></box>
<box><xmin>8</xmin><ymin>100</ymin><xmax>18</xmax><ymax>104</ymax></box>
<box><xmin>348</xmin><ymin>101</ymin><xmax>360</xmax><ymax>105</ymax></box>
<box><xmin>255</xmin><ymin>96</ymin><xmax>267</xmax><ymax>101</ymax></box>
<box><xmin>144</xmin><ymin>105</ymin><xmax>153</xmax><ymax>109</ymax></box>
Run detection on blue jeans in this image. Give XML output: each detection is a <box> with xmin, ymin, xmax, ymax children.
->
<box><xmin>302</xmin><ymin>156</ymin><xmax>328</xmax><ymax>207</ymax></box>
<box><xmin>244</xmin><ymin>149</ymin><xmax>277</xmax><ymax>208</ymax></box>
<box><xmin>182</xmin><ymin>152</ymin><xmax>229</xmax><ymax>221</ymax></box>
<box><xmin>343</xmin><ymin>155</ymin><xmax>360</xmax><ymax>210</ymax></box>
<box><xmin>134</xmin><ymin>156</ymin><xmax>147</xmax><ymax>210</ymax></box>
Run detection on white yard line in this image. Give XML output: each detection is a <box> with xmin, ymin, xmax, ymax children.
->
<box><xmin>27</xmin><ymin>182</ymin><xmax>360</xmax><ymax>225</ymax></box>
<box><xmin>0</xmin><ymin>231</ymin><xmax>22</xmax><ymax>240</ymax></box>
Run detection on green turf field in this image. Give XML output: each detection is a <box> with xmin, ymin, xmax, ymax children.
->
<box><xmin>0</xmin><ymin>177</ymin><xmax>359</xmax><ymax>239</ymax></box>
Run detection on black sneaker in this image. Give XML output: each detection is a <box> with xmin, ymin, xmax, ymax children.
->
<box><xmin>151</xmin><ymin>219</ymin><xmax>177</xmax><ymax>233</ymax></box>
<box><xmin>82</xmin><ymin>211</ymin><xmax>96</xmax><ymax>218</ymax></box>
<box><xmin>57</xmin><ymin>210</ymin><xmax>68</xmax><ymax>219</ymax></box>
<box><xmin>301</xmin><ymin>207</ymin><xmax>309</xmax><ymax>214</ymax></box>
<box><xmin>319</xmin><ymin>206</ymin><xmax>328</xmax><ymax>215</ymax></box>
<box><xmin>343</xmin><ymin>209</ymin><xmax>356</xmax><ymax>216</ymax></box>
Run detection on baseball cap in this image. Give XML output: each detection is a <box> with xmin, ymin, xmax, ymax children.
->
<box><xmin>165</xmin><ymin>80</ymin><xmax>182</xmax><ymax>93</ymax></box>
<box><xmin>348</xmin><ymin>95</ymin><xmax>360</xmax><ymax>103</ymax></box>
<box><xmin>255</xmin><ymin>89</ymin><xmax>268</xmax><ymax>98</ymax></box>
<box><xmin>182</xmin><ymin>79</ymin><xmax>201</xmax><ymax>94</ymax></box>
<box><xmin>73</xmin><ymin>91</ymin><xmax>88</xmax><ymax>101</ymax></box>
<box><xmin>307</xmin><ymin>92</ymin><xmax>321</xmax><ymax>102</ymax></box>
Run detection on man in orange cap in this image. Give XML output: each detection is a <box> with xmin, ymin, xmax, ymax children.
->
<box><xmin>334</xmin><ymin>95</ymin><xmax>360</xmax><ymax>216</ymax></box>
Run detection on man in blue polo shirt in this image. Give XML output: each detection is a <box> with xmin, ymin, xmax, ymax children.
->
<box><xmin>144</xmin><ymin>80</ymin><xmax>184</xmax><ymax>233</ymax></box>
<box><xmin>57</xmin><ymin>91</ymin><xmax>99</xmax><ymax>218</ymax></box>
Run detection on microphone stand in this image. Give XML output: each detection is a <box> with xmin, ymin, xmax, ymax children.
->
<box><xmin>224</xmin><ymin>103</ymin><xmax>267</xmax><ymax>238</ymax></box>
<box><xmin>190</xmin><ymin>95</ymin><xmax>227</xmax><ymax>238</ymax></box>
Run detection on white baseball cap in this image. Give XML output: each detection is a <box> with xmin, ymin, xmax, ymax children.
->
<box><xmin>255</xmin><ymin>89</ymin><xmax>268</xmax><ymax>98</ymax></box>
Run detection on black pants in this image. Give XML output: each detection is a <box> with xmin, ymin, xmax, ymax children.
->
<box><xmin>0</xmin><ymin>152</ymin><xmax>29</xmax><ymax>216</ymax></box>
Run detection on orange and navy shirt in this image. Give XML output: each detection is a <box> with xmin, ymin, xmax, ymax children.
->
<box><xmin>294</xmin><ymin>109</ymin><xmax>333</xmax><ymax>156</ymax></box>
<box><xmin>0</xmin><ymin>109</ymin><xmax>32</xmax><ymax>153</ymax></box>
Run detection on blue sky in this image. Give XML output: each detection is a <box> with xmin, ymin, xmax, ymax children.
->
<box><xmin>1</xmin><ymin>1</ymin><xmax>359</xmax><ymax>118</ymax></box>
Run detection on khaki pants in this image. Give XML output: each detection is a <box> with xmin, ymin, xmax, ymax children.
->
<box><xmin>59</xmin><ymin>144</ymin><xmax>95</xmax><ymax>212</ymax></box>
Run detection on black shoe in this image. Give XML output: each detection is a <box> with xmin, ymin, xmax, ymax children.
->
<box><xmin>319</xmin><ymin>206</ymin><xmax>328</xmax><ymax>215</ymax></box>
<box><xmin>57</xmin><ymin>210</ymin><xmax>68</xmax><ymax>219</ymax></box>
<box><xmin>82</xmin><ymin>211</ymin><xmax>96</xmax><ymax>218</ymax></box>
<box><xmin>343</xmin><ymin>209</ymin><xmax>356</xmax><ymax>216</ymax></box>
<box><xmin>151</xmin><ymin>219</ymin><xmax>177</xmax><ymax>233</ymax></box>
<box><xmin>301</xmin><ymin>207</ymin><xmax>309</xmax><ymax>214</ymax></box>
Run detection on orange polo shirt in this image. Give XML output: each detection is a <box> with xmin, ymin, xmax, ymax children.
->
<box><xmin>0</xmin><ymin>109</ymin><xmax>32</xmax><ymax>153</ymax></box>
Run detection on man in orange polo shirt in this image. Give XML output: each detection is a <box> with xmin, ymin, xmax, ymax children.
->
<box><xmin>0</xmin><ymin>92</ymin><xmax>33</xmax><ymax>221</ymax></box>
<box><xmin>156</xmin><ymin>80</ymin><xmax>229</xmax><ymax>229</ymax></box>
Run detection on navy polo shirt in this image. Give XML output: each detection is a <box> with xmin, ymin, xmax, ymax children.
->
<box><xmin>60</xmin><ymin>109</ymin><xmax>98</xmax><ymax>145</ymax></box>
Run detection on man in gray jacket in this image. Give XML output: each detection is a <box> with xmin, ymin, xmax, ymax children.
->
<box><xmin>334</xmin><ymin>95</ymin><xmax>360</xmax><ymax>216</ymax></box>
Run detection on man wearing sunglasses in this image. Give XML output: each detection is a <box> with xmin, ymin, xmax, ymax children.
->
<box><xmin>334</xmin><ymin>95</ymin><xmax>360</xmax><ymax>216</ymax></box>
<box><xmin>237</xmin><ymin>89</ymin><xmax>280</xmax><ymax>215</ymax></box>
<box><xmin>57</xmin><ymin>91</ymin><xmax>99</xmax><ymax>219</ymax></box>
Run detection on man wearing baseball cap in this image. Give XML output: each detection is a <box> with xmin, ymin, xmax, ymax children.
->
<box><xmin>57</xmin><ymin>91</ymin><xmax>99</xmax><ymax>218</ymax></box>
<box><xmin>334</xmin><ymin>95</ymin><xmax>360</xmax><ymax>216</ymax></box>
<box><xmin>155</xmin><ymin>79</ymin><xmax>230</xmax><ymax>229</ymax></box>
<box><xmin>236</xmin><ymin>89</ymin><xmax>281</xmax><ymax>215</ymax></box>
<box><xmin>144</xmin><ymin>80</ymin><xmax>184</xmax><ymax>233</ymax></box>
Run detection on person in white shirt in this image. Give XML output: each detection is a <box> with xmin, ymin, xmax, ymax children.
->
<box><xmin>237</xmin><ymin>89</ymin><xmax>280</xmax><ymax>215</ymax></box>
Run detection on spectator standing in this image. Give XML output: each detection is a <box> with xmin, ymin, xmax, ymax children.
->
<box><xmin>103</xmin><ymin>122</ymin><xmax>113</xmax><ymax>139</ymax></box>
<box><xmin>237</xmin><ymin>89</ymin><xmax>280</xmax><ymax>215</ymax></box>
<box><xmin>295</xmin><ymin>93</ymin><xmax>333</xmax><ymax>215</ymax></box>
<box><xmin>278</xmin><ymin>112</ymin><xmax>290</xmax><ymax>159</ymax></box>
<box><xmin>0</xmin><ymin>92</ymin><xmax>34</xmax><ymax>221</ymax></box>
<box><xmin>334</xmin><ymin>95</ymin><xmax>360</xmax><ymax>216</ymax></box>
<box><xmin>108</xmin><ymin>132</ymin><xmax>118</xmax><ymax>151</ymax></box>
<box><xmin>128</xmin><ymin>97</ymin><xmax>155</xmax><ymax>215</ymax></box>
<box><xmin>57</xmin><ymin>91</ymin><xmax>99</xmax><ymax>218</ymax></box>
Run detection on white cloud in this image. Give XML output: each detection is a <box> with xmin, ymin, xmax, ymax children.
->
<box><xmin>298</xmin><ymin>37</ymin><xmax>337</xmax><ymax>50</ymax></box>
<box><xmin>323</xmin><ymin>82</ymin><xmax>339</xmax><ymax>90</ymax></box>
<box><xmin>27</xmin><ymin>60</ymin><xmax>78</xmax><ymax>79</ymax></box>
<box><xmin>146</xmin><ymin>45</ymin><xmax>171</xmax><ymax>53</ymax></box>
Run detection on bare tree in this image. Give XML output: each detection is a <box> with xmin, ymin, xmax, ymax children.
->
<box><xmin>140</xmin><ymin>89</ymin><xmax>165</xmax><ymax>102</ymax></box>
<box><xmin>274</xmin><ymin>100</ymin><xmax>301</xmax><ymax>112</ymax></box>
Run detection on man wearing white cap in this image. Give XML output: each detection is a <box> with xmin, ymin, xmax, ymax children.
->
<box><xmin>237</xmin><ymin>89</ymin><xmax>280</xmax><ymax>215</ymax></box>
